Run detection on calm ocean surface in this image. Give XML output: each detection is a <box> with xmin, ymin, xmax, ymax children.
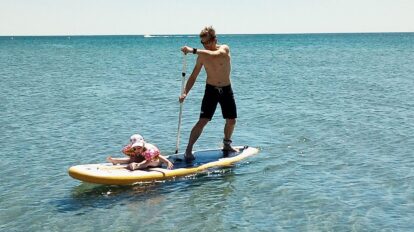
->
<box><xmin>0</xmin><ymin>33</ymin><xmax>413</xmax><ymax>231</ymax></box>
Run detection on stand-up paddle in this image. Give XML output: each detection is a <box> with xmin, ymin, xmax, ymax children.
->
<box><xmin>175</xmin><ymin>54</ymin><xmax>187</xmax><ymax>154</ymax></box>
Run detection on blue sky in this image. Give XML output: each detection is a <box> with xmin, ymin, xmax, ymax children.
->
<box><xmin>1</xmin><ymin>0</ymin><xmax>413</xmax><ymax>36</ymax></box>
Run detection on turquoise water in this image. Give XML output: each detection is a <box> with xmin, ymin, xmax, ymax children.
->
<box><xmin>1</xmin><ymin>33</ymin><xmax>413</xmax><ymax>231</ymax></box>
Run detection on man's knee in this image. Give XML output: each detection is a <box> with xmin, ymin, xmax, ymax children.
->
<box><xmin>196</xmin><ymin>118</ymin><xmax>210</xmax><ymax>128</ymax></box>
<box><xmin>226</xmin><ymin>118</ymin><xmax>236</xmax><ymax>126</ymax></box>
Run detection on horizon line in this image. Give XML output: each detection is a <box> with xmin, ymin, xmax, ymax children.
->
<box><xmin>1</xmin><ymin>31</ymin><xmax>413</xmax><ymax>37</ymax></box>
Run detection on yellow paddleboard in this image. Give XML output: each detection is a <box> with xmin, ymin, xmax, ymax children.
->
<box><xmin>68</xmin><ymin>146</ymin><xmax>259</xmax><ymax>185</ymax></box>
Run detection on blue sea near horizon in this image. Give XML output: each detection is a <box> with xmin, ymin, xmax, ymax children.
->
<box><xmin>0</xmin><ymin>33</ymin><xmax>413</xmax><ymax>231</ymax></box>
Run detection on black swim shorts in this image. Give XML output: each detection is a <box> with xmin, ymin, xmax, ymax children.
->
<box><xmin>200</xmin><ymin>84</ymin><xmax>237</xmax><ymax>120</ymax></box>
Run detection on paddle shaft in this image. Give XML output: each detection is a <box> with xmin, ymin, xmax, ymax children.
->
<box><xmin>175</xmin><ymin>54</ymin><xmax>187</xmax><ymax>154</ymax></box>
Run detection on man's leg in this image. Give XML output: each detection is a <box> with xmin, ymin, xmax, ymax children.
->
<box><xmin>223</xmin><ymin>118</ymin><xmax>238</xmax><ymax>152</ymax></box>
<box><xmin>185</xmin><ymin>118</ymin><xmax>210</xmax><ymax>160</ymax></box>
<box><xmin>219</xmin><ymin>85</ymin><xmax>237</xmax><ymax>152</ymax></box>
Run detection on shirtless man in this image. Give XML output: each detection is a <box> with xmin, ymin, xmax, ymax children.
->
<box><xmin>180</xmin><ymin>26</ymin><xmax>238</xmax><ymax>161</ymax></box>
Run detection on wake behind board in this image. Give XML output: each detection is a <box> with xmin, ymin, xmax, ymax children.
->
<box><xmin>68</xmin><ymin>146</ymin><xmax>259</xmax><ymax>185</ymax></box>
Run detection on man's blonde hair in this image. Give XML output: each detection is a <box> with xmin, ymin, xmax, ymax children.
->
<box><xmin>200</xmin><ymin>26</ymin><xmax>216</xmax><ymax>40</ymax></box>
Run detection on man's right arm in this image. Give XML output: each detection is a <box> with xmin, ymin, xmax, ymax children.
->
<box><xmin>181</xmin><ymin>45</ymin><xmax>229</xmax><ymax>57</ymax></box>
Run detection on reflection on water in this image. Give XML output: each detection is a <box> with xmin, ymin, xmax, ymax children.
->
<box><xmin>55</xmin><ymin>167</ymin><xmax>235</xmax><ymax>215</ymax></box>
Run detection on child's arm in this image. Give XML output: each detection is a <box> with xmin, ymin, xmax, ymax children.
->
<box><xmin>158</xmin><ymin>155</ymin><xmax>173</xmax><ymax>169</ymax></box>
<box><xmin>128</xmin><ymin>160</ymin><xmax>149</xmax><ymax>170</ymax></box>
<box><xmin>107</xmin><ymin>156</ymin><xmax>130</xmax><ymax>165</ymax></box>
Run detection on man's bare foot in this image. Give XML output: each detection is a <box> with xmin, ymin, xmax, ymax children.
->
<box><xmin>222</xmin><ymin>144</ymin><xmax>239</xmax><ymax>153</ymax></box>
<box><xmin>184</xmin><ymin>151</ymin><xmax>195</xmax><ymax>162</ymax></box>
<box><xmin>222</xmin><ymin>139</ymin><xmax>239</xmax><ymax>153</ymax></box>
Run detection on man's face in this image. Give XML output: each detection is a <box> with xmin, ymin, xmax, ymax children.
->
<box><xmin>200</xmin><ymin>36</ymin><xmax>216</xmax><ymax>50</ymax></box>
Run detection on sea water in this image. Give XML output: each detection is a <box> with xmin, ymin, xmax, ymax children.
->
<box><xmin>0</xmin><ymin>33</ymin><xmax>413</xmax><ymax>231</ymax></box>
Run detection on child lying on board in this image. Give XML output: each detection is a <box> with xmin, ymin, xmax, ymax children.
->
<box><xmin>107</xmin><ymin>134</ymin><xmax>173</xmax><ymax>170</ymax></box>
